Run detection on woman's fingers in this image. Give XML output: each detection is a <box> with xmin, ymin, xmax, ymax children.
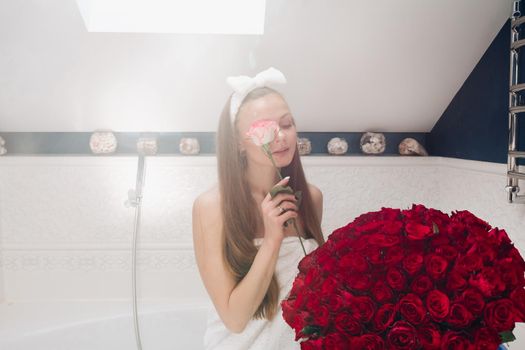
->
<box><xmin>274</xmin><ymin>200</ymin><xmax>298</xmax><ymax>215</ymax></box>
<box><xmin>278</xmin><ymin>209</ymin><xmax>298</xmax><ymax>224</ymax></box>
<box><xmin>275</xmin><ymin>176</ymin><xmax>290</xmax><ymax>187</ymax></box>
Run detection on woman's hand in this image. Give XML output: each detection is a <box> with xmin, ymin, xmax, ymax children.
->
<box><xmin>260</xmin><ymin>176</ymin><xmax>298</xmax><ymax>244</ymax></box>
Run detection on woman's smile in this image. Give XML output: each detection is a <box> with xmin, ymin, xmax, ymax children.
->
<box><xmin>272</xmin><ymin>148</ymin><xmax>289</xmax><ymax>156</ymax></box>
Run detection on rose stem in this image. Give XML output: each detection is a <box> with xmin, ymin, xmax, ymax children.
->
<box><xmin>263</xmin><ymin>144</ymin><xmax>306</xmax><ymax>256</ymax></box>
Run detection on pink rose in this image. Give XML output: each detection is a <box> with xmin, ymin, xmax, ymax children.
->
<box><xmin>245</xmin><ymin>119</ymin><xmax>279</xmax><ymax>146</ymax></box>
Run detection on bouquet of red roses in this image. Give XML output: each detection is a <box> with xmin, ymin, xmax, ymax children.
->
<box><xmin>282</xmin><ymin>204</ymin><xmax>525</xmax><ymax>349</ymax></box>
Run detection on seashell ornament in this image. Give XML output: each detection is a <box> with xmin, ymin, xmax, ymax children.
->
<box><xmin>137</xmin><ymin>137</ymin><xmax>158</xmax><ymax>155</ymax></box>
<box><xmin>327</xmin><ymin>137</ymin><xmax>348</xmax><ymax>155</ymax></box>
<box><xmin>89</xmin><ymin>131</ymin><xmax>117</xmax><ymax>154</ymax></box>
<box><xmin>0</xmin><ymin>136</ymin><xmax>6</xmax><ymax>156</ymax></box>
<box><xmin>179</xmin><ymin>137</ymin><xmax>200</xmax><ymax>155</ymax></box>
<box><xmin>360</xmin><ymin>132</ymin><xmax>386</xmax><ymax>155</ymax></box>
<box><xmin>398</xmin><ymin>138</ymin><xmax>428</xmax><ymax>156</ymax></box>
<box><xmin>297</xmin><ymin>138</ymin><xmax>312</xmax><ymax>155</ymax></box>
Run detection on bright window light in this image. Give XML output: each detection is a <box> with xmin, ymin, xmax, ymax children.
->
<box><xmin>75</xmin><ymin>0</ymin><xmax>266</xmax><ymax>34</ymax></box>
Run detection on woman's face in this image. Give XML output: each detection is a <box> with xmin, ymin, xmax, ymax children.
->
<box><xmin>236</xmin><ymin>93</ymin><xmax>297</xmax><ymax>169</ymax></box>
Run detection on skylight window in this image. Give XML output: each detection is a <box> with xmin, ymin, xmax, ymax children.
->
<box><xmin>75</xmin><ymin>0</ymin><xmax>266</xmax><ymax>34</ymax></box>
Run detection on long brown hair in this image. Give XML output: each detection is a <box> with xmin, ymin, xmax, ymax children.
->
<box><xmin>216</xmin><ymin>87</ymin><xmax>324</xmax><ymax>320</ymax></box>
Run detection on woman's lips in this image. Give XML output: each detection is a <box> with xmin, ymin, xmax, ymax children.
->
<box><xmin>272</xmin><ymin>148</ymin><xmax>289</xmax><ymax>155</ymax></box>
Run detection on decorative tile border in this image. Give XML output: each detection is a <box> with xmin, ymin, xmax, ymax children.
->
<box><xmin>0</xmin><ymin>249</ymin><xmax>196</xmax><ymax>272</ymax></box>
<box><xmin>0</xmin><ymin>132</ymin><xmax>428</xmax><ymax>155</ymax></box>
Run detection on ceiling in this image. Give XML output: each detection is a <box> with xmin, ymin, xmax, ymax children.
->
<box><xmin>0</xmin><ymin>0</ymin><xmax>514</xmax><ymax>132</ymax></box>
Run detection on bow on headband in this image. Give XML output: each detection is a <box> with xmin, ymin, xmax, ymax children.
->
<box><xmin>226</xmin><ymin>67</ymin><xmax>287</xmax><ymax>123</ymax></box>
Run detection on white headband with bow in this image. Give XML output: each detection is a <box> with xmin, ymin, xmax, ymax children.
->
<box><xmin>226</xmin><ymin>67</ymin><xmax>287</xmax><ymax>123</ymax></box>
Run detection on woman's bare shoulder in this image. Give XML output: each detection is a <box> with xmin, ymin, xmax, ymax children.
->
<box><xmin>193</xmin><ymin>184</ymin><xmax>222</xmax><ymax>228</ymax></box>
<box><xmin>195</xmin><ymin>184</ymin><xmax>220</xmax><ymax>206</ymax></box>
<box><xmin>307</xmin><ymin>182</ymin><xmax>323</xmax><ymax>200</ymax></box>
<box><xmin>307</xmin><ymin>182</ymin><xmax>323</xmax><ymax>221</ymax></box>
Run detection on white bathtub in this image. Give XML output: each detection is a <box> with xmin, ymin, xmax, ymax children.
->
<box><xmin>0</xmin><ymin>300</ymin><xmax>211</xmax><ymax>350</ymax></box>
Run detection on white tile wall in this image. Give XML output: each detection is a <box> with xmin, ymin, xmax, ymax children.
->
<box><xmin>0</xmin><ymin>155</ymin><xmax>523</xmax><ymax>303</ymax></box>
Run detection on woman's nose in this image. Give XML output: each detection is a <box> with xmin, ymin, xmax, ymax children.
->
<box><xmin>274</xmin><ymin>129</ymin><xmax>285</xmax><ymax>142</ymax></box>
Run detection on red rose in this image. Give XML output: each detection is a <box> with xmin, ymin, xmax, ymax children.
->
<box><xmin>339</xmin><ymin>252</ymin><xmax>368</xmax><ymax>272</ymax></box>
<box><xmin>426</xmin><ymin>289</ymin><xmax>450</xmax><ymax>321</ymax></box>
<box><xmin>510</xmin><ymin>288</ymin><xmax>525</xmax><ymax>321</ymax></box>
<box><xmin>474</xmin><ymin>327</ymin><xmax>501</xmax><ymax>350</ymax></box>
<box><xmin>384</xmin><ymin>246</ymin><xmax>405</xmax><ymax>266</ymax></box>
<box><xmin>455</xmin><ymin>253</ymin><xmax>483</xmax><ymax>276</ymax></box>
<box><xmin>445</xmin><ymin>221</ymin><xmax>468</xmax><ymax>246</ymax></box>
<box><xmin>383</xmin><ymin>220</ymin><xmax>403</xmax><ymax>235</ymax></box>
<box><xmin>487</xmin><ymin>227</ymin><xmax>511</xmax><ymax>245</ymax></box>
<box><xmin>498</xmin><ymin>258</ymin><xmax>525</xmax><ymax>289</ymax></box>
<box><xmin>509</xmin><ymin>246</ymin><xmax>525</xmax><ymax>269</ymax></box>
<box><xmin>365</xmin><ymin>245</ymin><xmax>384</xmax><ymax>265</ymax></box>
<box><xmin>398</xmin><ymin>293</ymin><xmax>426</xmax><ymax>324</ymax></box>
<box><xmin>345</xmin><ymin>272</ymin><xmax>372</xmax><ymax>292</ymax></box>
<box><xmin>320</xmin><ymin>256</ymin><xmax>338</xmax><ymax>273</ymax></box>
<box><xmin>368</xmin><ymin>233</ymin><xmax>401</xmax><ymax>247</ymax></box>
<box><xmin>387</xmin><ymin>267</ymin><xmax>407</xmax><ymax>291</ymax></box>
<box><xmin>465</xmin><ymin>226</ymin><xmax>492</xmax><ymax>246</ymax></box>
<box><xmin>346</xmin><ymin>295</ymin><xmax>376</xmax><ymax>323</ymax></box>
<box><xmin>334</xmin><ymin>313</ymin><xmax>362</xmax><ymax>336</ymax></box>
<box><xmin>298</xmin><ymin>254</ymin><xmax>317</xmax><ymax>273</ymax></box>
<box><xmin>469</xmin><ymin>242</ymin><xmax>497</xmax><ymax>264</ymax></box>
<box><xmin>304</xmin><ymin>268</ymin><xmax>321</xmax><ymax>286</ymax></box>
<box><xmin>323</xmin><ymin>332</ymin><xmax>349</xmax><ymax>350</ymax></box>
<box><xmin>411</xmin><ymin>275</ymin><xmax>434</xmax><ymax>295</ymax></box>
<box><xmin>484</xmin><ymin>299</ymin><xmax>516</xmax><ymax>332</ymax></box>
<box><xmin>387</xmin><ymin>321</ymin><xmax>418</xmax><ymax>350</ymax></box>
<box><xmin>289</xmin><ymin>277</ymin><xmax>305</xmax><ymax>300</ymax></box>
<box><xmin>310</xmin><ymin>304</ymin><xmax>330</xmax><ymax>328</ymax></box>
<box><xmin>447</xmin><ymin>303</ymin><xmax>474</xmax><ymax>328</ymax></box>
<box><xmin>293</xmin><ymin>285</ymin><xmax>307</xmax><ymax>309</ymax></box>
<box><xmin>306</xmin><ymin>292</ymin><xmax>320</xmax><ymax>311</ymax></box>
<box><xmin>327</xmin><ymin>294</ymin><xmax>345</xmax><ymax>312</ymax></box>
<box><xmin>321</xmin><ymin>276</ymin><xmax>338</xmax><ymax>295</ymax></box>
<box><xmin>287</xmin><ymin>310</ymin><xmax>310</xmax><ymax>338</ymax></box>
<box><xmin>446</xmin><ymin>270</ymin><xmax>468</xmax><ymax>292</ymax></box>
<box><xmin>451</xmin><ymin>210</ymin><xmax>492</xmax><ymax>231</ymax></box>
<box><xmin>417</xmin><ymin>323</ymin><xmax>441</xmax><ymax>350</ymax></box>
<box><xmin>468</xmin><ymin>267</ymin><xmax>505</xmax><ymax>297</ymax></box>
<box><xmin>334</xmin><ymin>237</ymin><xmax>355</xmax><ymax>255</ymax></box>
<box><xmin>371</xmin><ymin>281</ymin><xmax>394</xmax><ymax>303</ymax></box>
<box><xmin>316</xmin><ymin>247</ymin><xmax>334</xmax><ymax>267</ymax></box>
<box><xmin>459</xmin><ymin>288</ymin><xmax>485</xmax><ymax>317</ymax></box>
<box><xmin>402</xmin><ymin>252</ymin><xmax>424</xmax><ymax>275</ymax></box>
<box><xmin>434</xmin><ymin>244</ymin><xmax>459</xmax><ymax>261</ymax></box>
<box><xmin>379</xmin><ymin>207</ymin><xmax>402</xmax><ymax>221</ymax></box>
<box><xmin>405</xmin><ymin>221</ymin><xmax>433</xmax><ymax>240</ymax></box>
<box><xmin>351</xmin><ymin>334</ymin><xmax>384</xmax><ymax>350</ymax></box>
<box><xmin>300</xmin><ymin>337</ymin><xmax>323</xmax><ymax>350</ymax></box>
<box><xmin>425</xmin><ymin>254</ymin><xmax>448</xmax><ymax>280</ymax></box>
<box><xmin>373</xmin><ymin>303</ymin><xmax>396</xmax><ymax>331</ymax></box>
<box><xmin>441</xmin><ymin>331</ymin><xmax>472</xmax><ymax>350</ymax></box>
<box><xmin>357</xmin><ymin>221</ymin><xmax>385</xmax><ymax>234</ymax></box>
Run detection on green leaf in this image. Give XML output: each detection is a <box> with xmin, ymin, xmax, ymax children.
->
<box><xmin>301</xmin><ymin>325</ymin><xmax>321</xmax><ymax>336</ymax></box>
<box><xmin>270</xmin><ymin>185</ymin><xmax>294</xmax><ymax>198</ymax></box>
<box><xmin>432</xmin><ymin>222</ymin><xmax>439</xmax><ymax>234</ymax></box>
<box><xmin>500</xmin><ymin>330</ymin><xmax>516</xmax><ymax>343</ymax></box>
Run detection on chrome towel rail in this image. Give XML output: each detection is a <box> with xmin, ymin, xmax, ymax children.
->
<box><xmin>507</xmin><ymin>1</ymin><xmax>525</xmax><ymax>203</ymax></box>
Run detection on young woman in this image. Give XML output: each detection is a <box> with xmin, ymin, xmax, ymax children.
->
<box><xmin>192</xmin><ymin>67</ymin><xmax>325</xmax><ymax>349</ymax></box>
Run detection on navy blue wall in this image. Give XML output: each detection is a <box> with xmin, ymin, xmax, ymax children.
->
<box><xmin>428</xmin><ymin>19</ymin><xmax>525</xmax><ymax>165</ymax></box>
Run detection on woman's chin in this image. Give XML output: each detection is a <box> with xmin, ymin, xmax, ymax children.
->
<box><xmin>273</xmin><ymin>152</ymin><xmax>294</xmax><ymax>167</ymax></box>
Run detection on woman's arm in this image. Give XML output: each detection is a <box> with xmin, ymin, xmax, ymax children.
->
<box><xmin>192</xmin><ymin>191</ymin><xmax>283</xmax><ymax>333</ymax></box>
